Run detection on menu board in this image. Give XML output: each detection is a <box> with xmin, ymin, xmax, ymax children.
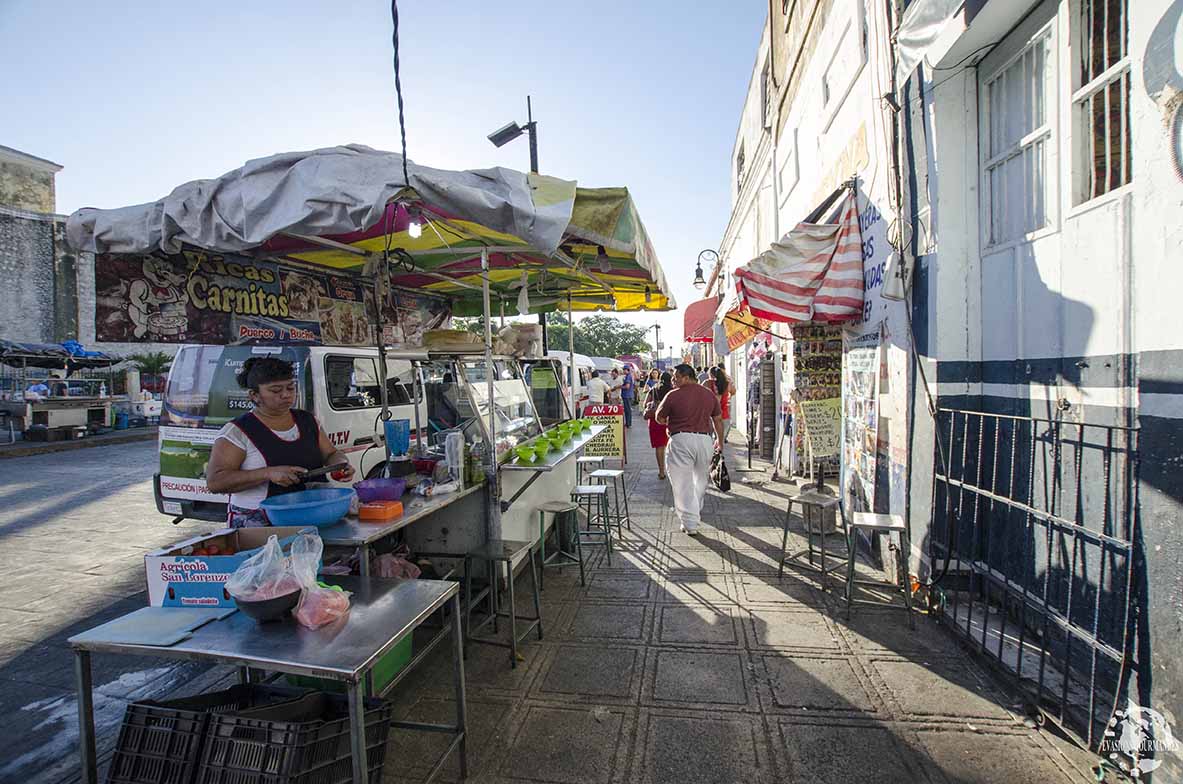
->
<box><xmin>797</xmin><ymin>398</ymin><xmax>841</xmax><ymax>459</ymax></box>
<box><xmin>583</xmin><ymin>404</ymin><xmax>625</xmax><ymax>462</ymax></box>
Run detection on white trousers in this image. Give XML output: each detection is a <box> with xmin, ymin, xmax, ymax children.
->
<box><xmin>666</xmin><ymin>432</ymin><xmax>714</xmax><ymax>531</ymax></box>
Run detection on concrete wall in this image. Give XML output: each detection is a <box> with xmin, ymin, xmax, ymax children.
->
<box><xmin>0</xmin><ymin>210</ymin><xmax>58</xmax><ymax>343</ymax></box>
<box><xmin>0</xmin><ymin>160</ymin><xmax>55</xmax><ymax>214</ymax></box>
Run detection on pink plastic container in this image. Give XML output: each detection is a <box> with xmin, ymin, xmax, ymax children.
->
<box><xmin>353</xmin><ymin>477</ymin><xmax>407</xmax><ymax>503</ymax></box>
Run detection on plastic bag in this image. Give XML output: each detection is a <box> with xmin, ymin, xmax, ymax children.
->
<box><xmin>290</xmin><ymin>531</ymin><xmax>351</xmax><ymax>629</ymax></box>
<box><xmin>226</xmin><ymin>535</ymin><xmax>299</xmax><ymax>601</ymax></box>
<box><xmin>373</xmin><ymin>544</ymin><xmax>422</xmax><ymax>579</ymax></box>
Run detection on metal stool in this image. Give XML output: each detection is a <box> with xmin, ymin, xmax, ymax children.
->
<box><xmin>537</xmin><ymin>500</ymin><xmax>584</xmax><ymax>588</ymax></box>
<box><xmin>777</xmin><ymin>491</ymin><xmax>847</xmax><ymax>591</ymax></box>
<box><xmin>589</xmin><ymin>468</ymin><xmax>631</xmax><ymax>536</ymax></box>
<box><xmin>845</xmin><ymin>513</ymin><xmax>914</xmax><ymax>628</ymax></box>
<box><xmin>464</xmin><ymin>539</ymin><xmax>543</xmax><ymax>668</ymax></box>
<box><xmin>571</xmin><ymin>485</ymin><xmax>613</xmax><ymax>565</ymax></box>
<box><xmin>576</xmin><ymin>455</ymin><xmax>605</xmax><ymax>484</ymax></box>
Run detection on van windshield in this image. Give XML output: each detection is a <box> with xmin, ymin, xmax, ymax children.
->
<box><xmin>164</xmin><ymin>346</ymin><xmax>311</xmax><ymax>428</ymax></box>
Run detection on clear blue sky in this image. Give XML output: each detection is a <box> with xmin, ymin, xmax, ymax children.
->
<box><xmin>0</xmin><ymin>0</ymin><xmax>765</xmax><ymax>348</ymax></box>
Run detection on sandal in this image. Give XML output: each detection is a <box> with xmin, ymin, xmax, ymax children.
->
<box><xmin>657</xmin><ymin>473</ymin><xmax>667</xmax><ymax>480</ymax></box>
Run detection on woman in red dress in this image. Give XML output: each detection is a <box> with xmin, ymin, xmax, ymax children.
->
<box><xmin>644</xmin><ymin>372</ymin><xmax>674</xmax><ymax>479</ymax></box>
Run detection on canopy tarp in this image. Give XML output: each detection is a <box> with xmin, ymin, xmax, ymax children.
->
<box><xmin>895</xmin><ymin>0</ymin><xmax>964</xmax><ymax>84</ymax></box>
<box><xmin>0</xmin><ymin>339</ymin><xmax>121</xmax><ymax>370</ymax></box>
<box><xmin>683</xmin><ymin>297</ymin><xmax>718</xmax><ymax>343</ymax></box>
<box><xmin>66</xmin><ymin>145</ymin><xmax>675</xmax><ymax>318</ymax></box>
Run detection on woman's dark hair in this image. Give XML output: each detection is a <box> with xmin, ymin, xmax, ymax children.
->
<box><xmin>236</xmin><ymin>357</ymin><xmax>294</xmax><ymax>390</ymax></box>
<box><xmin>654</xmin><ymin>371</ymin><xmax>674</xmax><ymax>403</ymax></box>
<box><xmin>714</xmin><ymin>367</ymin><xmax>729</xmax><ymax>395</ymax></box>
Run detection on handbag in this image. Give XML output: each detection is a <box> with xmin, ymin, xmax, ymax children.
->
<box><xmin>710</xmin><ymin>451</ymin><xmax>731</xmax><ymax>492</ymax></box>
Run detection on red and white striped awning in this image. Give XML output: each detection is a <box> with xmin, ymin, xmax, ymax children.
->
<box><xmin>734</xmin><ymin>192</ymin><xmax>864</xmax><ymax>324</ymax></box>
<box><xmin>683</xmin><ymin>296</ymin><xmax>719</xmax><ymax>343</ymax></box>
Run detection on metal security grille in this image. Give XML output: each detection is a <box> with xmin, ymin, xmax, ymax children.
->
<box><xmin>930</xmin><ymin>408</ymin><xmax>1139</xmax><ymax>751</ymax></box>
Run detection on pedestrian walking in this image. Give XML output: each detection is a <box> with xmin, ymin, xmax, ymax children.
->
<box><xmin>711</xmin><ymin>366</ymin><xmax>735</xmax><ymax>443</ymax></box>
<box><xmin>586</xmin><ymin>370</ymin><xmax>610</xmax><ymax>404</ymax></box>
<box><xmin>607</xmin><ymin>368</ymin><xmax>623</xmax><ymax>405</ymax></box>
<box><xmin>644</xmin><ymin>371</ymin><xmax>674</xmax><ymax>479</ymax></box>
<box><xmin>656</xmin><ymin>364</ymin><xmax>724</xmax><ymax>535</ymax></box>
<box><xmin>644</xmin><ymin>368</ymin><xmax>660</xmax><ymax>399</ymax></box>
<box><xmin>620</xmin><ymin>365</ymin><xmax>636</xmax><ymax>428</ymax></box>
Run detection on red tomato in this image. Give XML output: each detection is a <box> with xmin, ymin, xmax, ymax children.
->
<box><xmin>331</xmin><ymin>469</ymin><xmax>349</xmax><ymax>481</ymax></box>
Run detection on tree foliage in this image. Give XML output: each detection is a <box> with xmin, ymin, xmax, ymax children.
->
<box><xmin>449</xmin><ymin>314</ymin><xmax>652</xmax><ymax>358</ymax></box>
<box><xmin>545</xmin><ymin>313</ymin><xmax>651</xmax><ymax>357</ymax></box>
<box><xmin>127</xmin><ymin>351</ymin><xmax>173</xmax><ymax>375</ymax></box>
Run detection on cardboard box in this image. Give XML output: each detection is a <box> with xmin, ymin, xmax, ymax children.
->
<box><xmin>145</xmin><ymin>527</ymin><xmax>313</xmax><ymax>607</ymax></box>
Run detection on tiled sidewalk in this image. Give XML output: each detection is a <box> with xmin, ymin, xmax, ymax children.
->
<box><xmin>381</xmin><ymin>424</ymin><xmax>1100</xmax><ymax>784</ymax></box>
<box><xmin>0</xmin><ymin>431</ymin><xmax>1104</xmax><ymax>783</ymax></box>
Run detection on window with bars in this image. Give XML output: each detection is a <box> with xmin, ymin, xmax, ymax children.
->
<box><xmin>982</xmin><ymin>29</ymin><xmax>1054</xmax><ymax>247</ymax></box>
<box><xmin>1073</xmin><ymin>0</ymin><xmax>1130</xmax><ymax>202</ymax></box>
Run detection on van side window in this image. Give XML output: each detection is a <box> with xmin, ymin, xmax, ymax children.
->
<box><xmin>325</xmin><ymin>356</ymin><xmax>413</xmax><ymax>410</ymax></box>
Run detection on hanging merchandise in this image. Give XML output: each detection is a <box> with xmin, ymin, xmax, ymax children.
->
<box><xmin>840</xmin><ymin>328</ymin><xmax>881</xmax><ymax>516</ymax></box>
<box><xmin>516</xmin><ymin>271</ymin><xmax>531</xmax><ymax>315</ymax></box>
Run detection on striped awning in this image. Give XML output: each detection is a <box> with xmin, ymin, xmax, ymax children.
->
<box><xmin>683</xmin><ymin>296</ymin><xmax>719</xmax><ymax>343</ymax></box>
<box><xmin>734</xmin><ymin>192</ymin><xmax>864</xmax><ymax>325</ymax></box>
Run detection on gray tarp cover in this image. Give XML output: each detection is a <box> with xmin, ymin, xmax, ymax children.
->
<box><xmin>895</xmin><ymin>0</ymin><xmax>964</xmax><ymax>85</ymax></box>
<box><xmin>66</xmin><ymin>144</ymin><xmax>574</xmax><ymax>258</ymax></box>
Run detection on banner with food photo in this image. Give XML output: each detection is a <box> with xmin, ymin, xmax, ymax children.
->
<box><xmin>95</xmin><ymin>250</ymin><xmax>452</xmax><ymax>347</ymax></box>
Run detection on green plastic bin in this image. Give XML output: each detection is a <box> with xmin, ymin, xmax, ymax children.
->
<box><xmin>286</xmin><ymin>635</ymin><xmax>412</xmax><ymax>697</ymax></box>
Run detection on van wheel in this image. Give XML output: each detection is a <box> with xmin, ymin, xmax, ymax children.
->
<box><xmin>365</xmin><ymin>461</ymin><xmax>388</xmax><ymax>480</ymax></box>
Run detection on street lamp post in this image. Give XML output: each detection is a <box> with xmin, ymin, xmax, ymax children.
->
<box><xmin>488</xmin><ymin>96</ymin><xmax>544</xmax><ymax>344</ymax></box>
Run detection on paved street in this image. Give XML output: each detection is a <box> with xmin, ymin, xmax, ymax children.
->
<box><xmin>0</xmin><ymin>433</ymin><xmax>1102</xmax><ymax>783</ymax></box>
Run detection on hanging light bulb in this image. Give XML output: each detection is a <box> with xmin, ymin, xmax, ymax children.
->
<box><xmin>406</xmin><ymin>205</ymin><xmax>423</xmax><ymax>239</ymax></box>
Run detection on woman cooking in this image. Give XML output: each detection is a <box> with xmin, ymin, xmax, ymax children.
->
<box><xmin>206</xmin><ymin>357</ymin><xmax>355</xmax><ymax>527</ymax></box>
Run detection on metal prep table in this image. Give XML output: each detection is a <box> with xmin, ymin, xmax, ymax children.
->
<box><xmin>319</xmin><ymin>483</ymin><xmax>486</xmax><ymax>577</ymax></box>
<box><xmin>501</xmin><ymin>424</ymin><xmax>607</xmax><ymax>474</ymax></box>
<box><xmin>69</xmin><ymin>577</ymin><xmax>467</xmax><ymax>784</ymax></box>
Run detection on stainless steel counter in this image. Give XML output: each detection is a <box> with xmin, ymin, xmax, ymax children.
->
<box><xmin>319</xmin><ymin>482</ymin><xmax>484</xmax><ymax>547</ymax></box>
<box><xmin>70</xmin><ymin>576</ymin><xmax>467</xmax><ymax>783</ymax></box>
<box><xmin>502</xmin><ymin>424</ymin><xmax>607</xmax><ymax>473</ymax></box>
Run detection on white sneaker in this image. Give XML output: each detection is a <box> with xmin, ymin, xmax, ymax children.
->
<box><xmin>679</xmin><ymin>524</ymin><xmax>699</xmax><ymax>536</ymax></box>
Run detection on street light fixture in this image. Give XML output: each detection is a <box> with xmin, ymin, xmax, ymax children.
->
<box><xmin>487</xmin><ymin>95</ymin><xmax>539</xmax><ymax>174</ymax></box>
<box><xmin>695</xmin><ymin>249</ymin><xmax>718</xmax><ymax>290</ymax></box>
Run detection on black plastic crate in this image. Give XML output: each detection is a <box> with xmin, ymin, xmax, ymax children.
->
<box><xmin>196</xmin><ymin>692</ymin><xmax>393</xmax><ymax>784</ymax></box>
<box><xmin>107</xmin><ymin>685</ymin><xmax>310</xmax><ymax>784</ymax></box>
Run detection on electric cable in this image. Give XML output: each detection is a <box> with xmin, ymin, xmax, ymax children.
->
<box><xmin>390</xmin><ymin>0</ymin><xmax>410</xmax><ymax>187</ymax></box>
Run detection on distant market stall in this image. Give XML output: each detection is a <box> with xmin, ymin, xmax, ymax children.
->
<box><xmin>0</xmin><ymin>339</ymin><xmax>122</xmax><ymax>439</ymax></box>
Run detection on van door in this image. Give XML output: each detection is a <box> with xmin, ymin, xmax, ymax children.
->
<box><xmin>314</xmin><ymin>351</ymin><xmax>422</xmax><ymax>478</ymax></box>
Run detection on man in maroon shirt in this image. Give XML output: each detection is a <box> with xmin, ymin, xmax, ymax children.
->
<box><xmin>655</xmin><ymin>364</ymin><xmax>725</xmax><ymax>535</ymax></box>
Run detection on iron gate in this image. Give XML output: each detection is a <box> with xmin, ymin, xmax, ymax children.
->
<box><xmin>930</xmin><ymin>407</ymin><xmax>1140</xmax><ymax>751</ymax></box>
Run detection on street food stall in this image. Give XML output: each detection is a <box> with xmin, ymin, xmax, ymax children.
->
<box><xmin>63</xmin><ymin>145</ymin><xmax>675</xmax><ymax>783</ymax></box>
<box><xmin>0</xmin><ymin>339</ymin><xmax>121</xmax><ymax>439</ymax></box>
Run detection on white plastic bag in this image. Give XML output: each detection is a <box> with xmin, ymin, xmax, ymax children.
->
<box><xmin>290</xmin><ymin>531</ymin><xmax>351</xmax><ymax>629</ymax></box>
<box><xmin>225</xmin><ymin>535</ymin><xmax>300</xmax><ymax>601</ymax></box>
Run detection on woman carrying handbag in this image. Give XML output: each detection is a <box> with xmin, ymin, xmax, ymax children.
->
<box><xmin>644</xmin><ymin>371</ymin><xmax>674</xmax><ymax>480</ymax></box>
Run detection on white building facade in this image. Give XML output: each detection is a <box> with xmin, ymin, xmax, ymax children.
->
<box><xmin>720</xmin><ymin>0</ymin><xmax>1183</xmax><ymax>770</ymax></box>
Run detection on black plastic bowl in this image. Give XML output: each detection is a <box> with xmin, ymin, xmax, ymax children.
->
<box><xmin>234</xmin><ymin>589</ymin><xmax>301</xmax><ymax>623</ymax></box>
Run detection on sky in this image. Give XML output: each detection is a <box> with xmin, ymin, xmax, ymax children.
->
<box><xmin>0</xmin><ymin>0</ymin><xmax>766</xmax><ymax>352</ymax></box>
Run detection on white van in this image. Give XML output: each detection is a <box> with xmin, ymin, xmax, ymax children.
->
<box><xmin>155</xmin><ymin>344</ymin><xmax>425</xmax><ymax>523</ymax></box>
<box><xmin>546</xmin><ymin>350</ymin><xmax>596</xmax><ymax>414</ymax></box>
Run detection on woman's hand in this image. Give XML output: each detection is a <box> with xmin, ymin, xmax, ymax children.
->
<box><xmin>265</xmin><ymin>465</ymin><xmax>307</xmax><ymax>487</ymax></box>
<box><xmin>331</xmin><ymin>463</ymin><xmax>356</xmax><ymax>482</ymax></box>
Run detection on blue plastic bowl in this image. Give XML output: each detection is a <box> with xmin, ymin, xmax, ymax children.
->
<box><xmin>260</xmin><ymin>488</ymin><xmax>355</xmax><ymax>528</ymax></box>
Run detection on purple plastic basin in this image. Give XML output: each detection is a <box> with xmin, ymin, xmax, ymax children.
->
<box><xmin>353</xmin><ymin>477</ymin><xmax>407</xmax><ymax>503</ymax></box>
